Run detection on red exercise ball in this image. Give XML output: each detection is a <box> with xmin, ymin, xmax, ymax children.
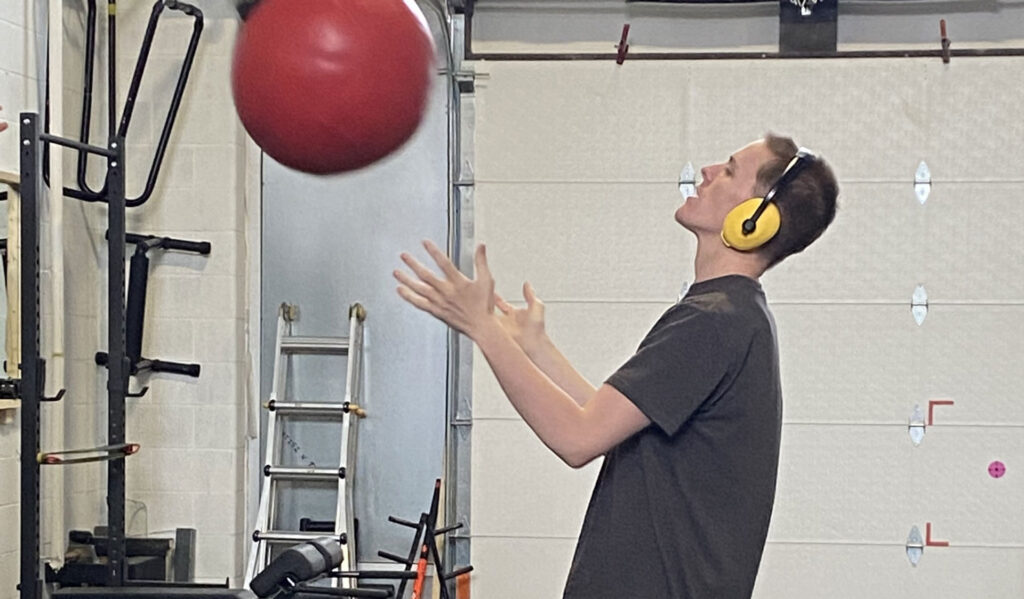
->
<box><xmin>231</xmin><ymin>0</ymin><xmax>435</xmax><ymax>174</ymax></box>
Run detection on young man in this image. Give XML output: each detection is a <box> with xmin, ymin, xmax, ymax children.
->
<box><xmin>394</xmin><ymin>134</ymin><xmax>838</xmax><ymax>598</ymax></box>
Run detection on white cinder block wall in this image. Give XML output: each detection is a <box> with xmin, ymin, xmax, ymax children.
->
<box><xmin>0</xmin><ymin>2</ymin><xmax>41</xmax><ymax>594</ymax></box>
<box><xmin>22</xmin><ymin>2</ymin><xmax>250</xmax><ymax>586</ymax></box>
<box><xmin>470</xmin><ymin>59</ymin><xmax>1024</xmax><ymax>598</ymax></box>
<box><xmin>108</xmin><ymin>4</ymin><xmax>248</xmax><ymax>583</ymax></box>
<box><xmin>60</xmin><ymin>0</ymin><xmax>105</xmax><ymax>548</ymax></box>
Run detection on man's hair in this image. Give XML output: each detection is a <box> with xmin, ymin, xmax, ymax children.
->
<box><xmin>754</xmin><ymin>133</ymin><xmax>839</xmax><ymax>269</ymax></box>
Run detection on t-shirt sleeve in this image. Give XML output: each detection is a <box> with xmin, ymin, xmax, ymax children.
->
<box><xmin>605</xmin><ymin>308</ymin><xmax>737</xmax><ymax>436</ymax></box>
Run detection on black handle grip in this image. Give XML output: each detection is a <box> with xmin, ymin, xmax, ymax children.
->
<box><xmin>148</xmin><ymin>359</ymin><xmax>201</xmax><ymax>377</ymax></box>
<box><xmin>162</xmin><ymin>238</ymin><xmax>211</xmax><ymax>254</ymax></box>
<box><xmin>117</xmin><ymin>231</ymin><xmax>212</xmax><ymax>255</ymax></box>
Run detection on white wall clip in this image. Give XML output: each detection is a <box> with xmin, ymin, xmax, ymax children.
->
<box><xmin>914</xmin><ymin>161</ymin><xmax>931</xmax><ymax>205</ymax></box>
<box><xmin>908</xmin><ymin>404</ymin><xmax>926</xmax><ymax>446</ymax></box>
<box><xmin>906</xmin><ymin>525</ymin><xmax>924</xmax><ymax>567</ymax></box>
<box><xmin>790</xmin><ymin>0</ymin><xmax>819</xmax><ymax>16</ymax></box>
<box><xmin>911</xmin><ymin>285</ymin><xmax>928</xmax><ymax>326</ymax></box>
<box><xmin>678</xmin><ymin>162</ymin><xmax>696</xmax><ymax>200</ymax></box>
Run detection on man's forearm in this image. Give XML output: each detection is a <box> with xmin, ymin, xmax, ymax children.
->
<box><xmin>523</xmin><ymin>336</ymin><xmax>597</xmax><ymax>407</ymax></box>
<box><xmin>473</xmin><ymin>318</ymin><xmax>592</xmax><ymax>466</ymax></box>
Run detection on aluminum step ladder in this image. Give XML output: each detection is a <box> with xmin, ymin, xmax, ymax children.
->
<box><xmin>246</xmin><ymin>302</ymin><xmax>367</xmax><ymax>589</ymax></box>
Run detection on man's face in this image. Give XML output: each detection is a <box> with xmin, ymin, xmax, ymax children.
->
<box><xmin>675</xmin><ymin>139</ymin><xmax>775</xmax><ymax>238</ymax></box>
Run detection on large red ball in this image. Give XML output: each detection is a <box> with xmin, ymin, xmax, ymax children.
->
<box><xmin>231</xmin><ymin>0</ymin><xmax>435</xmax><ymax>174</ymax></box>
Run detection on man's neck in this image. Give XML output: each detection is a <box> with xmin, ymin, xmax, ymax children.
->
<box><xmin>692</xmin><ymin>237</ymin><xmax>767</xmax><ymax>284</ymax></box>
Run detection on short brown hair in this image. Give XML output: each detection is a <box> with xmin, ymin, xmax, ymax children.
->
<box><xmin>754</xmin><ymin>133</ymin><xmax>838</xmax><ymax>268</ymax></box>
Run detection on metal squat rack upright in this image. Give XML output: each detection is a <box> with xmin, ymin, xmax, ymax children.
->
<box><xmin>18</xmin><ymin>113</ymin><xmax>128</xmax><ymax>599</ymax></box>
<box><xmin>16</xmin><ymin>2</ymin><xmax>204</xmax><ymax>595</ymax></box>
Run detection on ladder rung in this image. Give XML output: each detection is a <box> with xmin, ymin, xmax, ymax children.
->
<box><xmin>281</xmin><ymin>336</ymin><xmax>349</xmax><ymax>355</ymax></box>
<box><xmin>265</xmin><ymin>401</ymin><xmax>352</xmax><ymax>417</ymax></box>
<box><xmin>263</xmin><ymin>465</ymin><xmax>344</xmax><ymax>480</ymax></box>
<box><xmin>253</xmin><ymin>530</ymin><xmax>344</xmax><ymax>544</ymax></box>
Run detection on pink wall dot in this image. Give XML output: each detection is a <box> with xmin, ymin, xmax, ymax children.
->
<box><xmin>988</xmin><ymin>461</ymin><xmax>1006</xmax><ymax>479</ymax></box>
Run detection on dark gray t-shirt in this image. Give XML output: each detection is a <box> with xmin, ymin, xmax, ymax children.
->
<box><xmin>562</xmin><ymin>275</ymin><xmax>782</xmax><ymax>599</ymax></box>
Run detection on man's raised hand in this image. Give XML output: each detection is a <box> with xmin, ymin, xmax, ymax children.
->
<box><xmin>495</xmin><ymin>281</ymin><xmax>547</xmax><ymax>356</ymax></box>
<box><xmin>394</xmin><ymin>240</ymin><xmax>496</xmax><ymax>339</ymax></box>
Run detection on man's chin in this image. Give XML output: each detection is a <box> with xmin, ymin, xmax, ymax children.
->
<box><xmin>674</xmin><ymin>206</ymin><xmax>693</xmax><ymax>229</ymax></box>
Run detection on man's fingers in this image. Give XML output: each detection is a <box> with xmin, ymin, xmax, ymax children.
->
<box><xmin>523</xmin><ymin>281</ymin><xmax>537</xmax><ymax>304</ymax></box>
<box><xmin>396</xmin><ymin>284</ymin><xmax>436</xmax><ymax>315</ymax></box>
<box><xmin>422</xmin><ymin>240</ymin><xmax>462</xmax><ymax>281</ymax></box>
<box><xmin>474</xmin><ymin>244</ymin><xmax>492</xmax><ymax>282</ymax></box>
<box><xmin>394</xmin><ymin>269</ymin><xmax>440</xmax><ymax>301</ymax></box>
<box><xmin>400</xmin><ymin>252</ymin><xmax>446</xmax><ymax>291</ymax></box>
<box><xmin>524</xmin><ymin>281</ymin><xmax>544</xmax><ymax>314</ymax></box>
<box><xmin>494</xmin><ymin>293</ymin><xmax>511</xmax><ymax>314</ymax></box>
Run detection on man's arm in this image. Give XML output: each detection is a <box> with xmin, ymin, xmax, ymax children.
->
<box><xmin>494</xmin><ymin>285</ymin><xmax>596</xmax><ymax>406</ymax></box>
<box><xmin>395</xmin><ymin>242</ymin><xmax>650</xmax><ymax>468</ymax></box>
<box><xmin>522</xmin><ymin>336</ymin><xmax>596</xmax><ymax>407</ymax></box>
<box><xmin>473</xmin><ymin>318</ymin><xmax>649</xmax><ymax>467</ymax></box>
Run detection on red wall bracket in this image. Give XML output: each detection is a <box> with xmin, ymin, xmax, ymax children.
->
<box><xmin>940</xmin><ymin>19</ymin><xmax>951</xmax><ymax>64</ymax></box>
<box><xmin>926</xmin><ymin>522</ymin><xmax>950</xmax><ymax>547</ymax></box>
<box><xmin>928</xmin><ymin>400</ymin><xmax>955</xmax><ymax>426</ymax></box>
<box><xmin>616</xmin><ymin>24</ymin><xmax>630</xmax><ymax>65</ymax></box>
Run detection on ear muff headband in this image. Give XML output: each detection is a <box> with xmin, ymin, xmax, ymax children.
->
<box><xmin>721</xmin><ymin>148</ymin><xmax>816</xmax><ymax>251</ymax></box>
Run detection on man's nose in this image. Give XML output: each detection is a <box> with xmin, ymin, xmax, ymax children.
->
<box><xmin>700</xmin><ymin>165</ymin><xmax>714</xmax><ymax>183</ymax></box>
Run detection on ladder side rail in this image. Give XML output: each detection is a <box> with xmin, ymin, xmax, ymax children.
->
<box><xmin>246</xmin><ymin>307</ymin><xmax>290</xmax><ymax>582</ymax></box>
<box><xmin>268</xmin><ymin>304</ymin><xmax>290</xmax><ymax>406</ymax></box>
<box><xmin>336</xmin><ymin>303</ymin><xmax>365</xmax><ymax>585</ymax></box>
<box><xmin>344</xmin><ymin>304</ymin><xmax>364</xmax><ymax>406</ymax></box>
<box><xmin>336</xmin><ymin>411</ymin><xmax>355</xmax><ymax>586</ymax></box>
<box><xmin>264</xmin><ymin>309</ymin><xmax>292</xmax><ymax>568</ymax></box>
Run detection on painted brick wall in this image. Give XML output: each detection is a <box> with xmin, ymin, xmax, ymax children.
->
<box><xmin>58</xmin><ymin>0</ymin><xmax>105</xmax><ymax>551</ymax></box>
<box><xmin>107</xmin><ymin>4</ymin><xmax>248</xmax><ymax>583</ymax></box>
<box><xmin>0</xmin><ymin>1</ymin><xmax>41</xmax><ymax>596</ymax></box>
<box><xmin>1</xmin><ymin>0</ymin><xmax>247</xmax><ymax>591</ymax></box>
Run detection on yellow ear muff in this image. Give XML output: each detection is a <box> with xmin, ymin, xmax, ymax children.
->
<box><xmin>721</xmin><ymin>197</ymin><xmax>781</xmax><ymax>251</ymax></box>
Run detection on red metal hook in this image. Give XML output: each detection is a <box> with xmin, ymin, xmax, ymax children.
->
<box><xmin>617</xmin><ymin>24</ymin><xmax>630</xmax><ymax>65</ymax></box>
<box><xmin>939</xmin><ymin>19</ymin><xmax>951</xmax><ymax>64</ymax></box>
